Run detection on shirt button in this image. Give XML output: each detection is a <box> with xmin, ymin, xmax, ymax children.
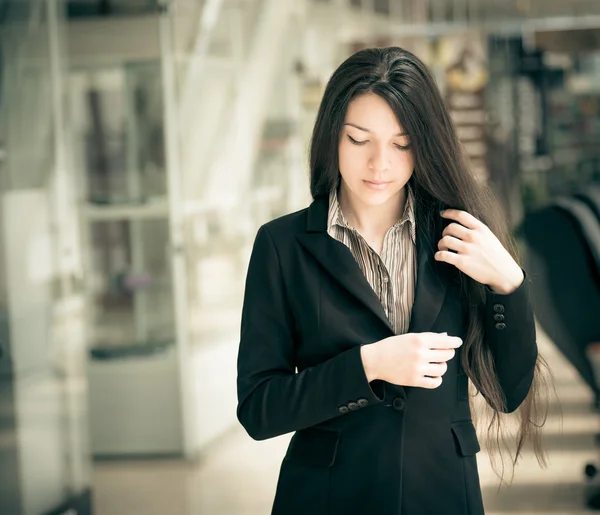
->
<box><xmin>338</xmin><ymin>406</ymin><xmax>349</xmax><ymax>414</ymax></box>
<box><xmin>495</xmin><ymin>322</ymin><xmax>507</xmax><ymax>330</ymax></box>
<box><xmin>493</xmin><ymin>314</ymin><xmax>505</xmax><ymax>322</ymax></box>
<box><xmin>357</xmin><ymin>398</ymin><xmax>369</xmax><ymax>408</ymax></box>
<box><xmin>348</xmin><ymin>402</ymin><xmax>359</xmax><ymax>410</ymax></box>
<box><xmin>493</xmin><ymin>304</ymin><xmax>505</xmax><ymax>314</ymax></box>
<box><xmin>382</xmin><ymin>277</ymin><xmax>389</xmax><ymax>284</ymax></box>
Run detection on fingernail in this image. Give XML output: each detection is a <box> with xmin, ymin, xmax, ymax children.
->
<box><xmin>439</xmin><ymin>210</ymin><xmax>445</xmax><ymax>215</ymax></box>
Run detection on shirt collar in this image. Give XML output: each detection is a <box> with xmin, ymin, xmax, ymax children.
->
<box><xmin>327</xmin><ymin>184</ymin><xmax>417</xmax><ymax>244</ymax></box>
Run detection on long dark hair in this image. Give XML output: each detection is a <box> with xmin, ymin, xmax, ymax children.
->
<box><xmin>309</xmin><ymin>46</ymin><xmax>550</xmax><ymax>480</ymax></box>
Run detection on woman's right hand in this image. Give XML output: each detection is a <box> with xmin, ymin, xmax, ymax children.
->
<box><xmin>361</xmin><ymin>332</ymin><xmax>463</xmax><ymax>389</ymax></box>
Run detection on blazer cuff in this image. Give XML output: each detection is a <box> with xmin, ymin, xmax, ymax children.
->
<box><xmin>484</xmin><ymin>268</ymin><xmax>538</xmax><ymax>382</ymax></box>
<box><xmin>485</xmin><ymin>269</ymin><xmax>532</xmax><ymax>333</ymax></box>
<box><xmin>333</xmin><ymin>345</ymin><xmax>385</xmax><ymax>416</ymax></box>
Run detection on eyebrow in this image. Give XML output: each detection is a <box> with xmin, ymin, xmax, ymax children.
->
<box><xmin>344</xmin><ymin>122</ymin><xmax>408</xmax><ymax>137</ymax></box>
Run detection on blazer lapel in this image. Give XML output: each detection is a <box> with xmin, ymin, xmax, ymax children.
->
<box><xmin>297</xmin><ymin>196</ymin><xmax>447</xmax><ymax>336</ymax></box>
<box><xmin>297</xmin><ymin>197</ymin><xmax>394</xmax><ymax>333</ymax></box>
<box><xmin>407</xmin><ymin>224</ymin><xmax>447</xmax><ymax>334</ymax></box>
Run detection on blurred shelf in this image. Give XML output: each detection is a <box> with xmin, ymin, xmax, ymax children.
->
<box><xmin>84</xmin><ymin>197</ymin><xmax>169</xmax><ymax>221</ymax></box>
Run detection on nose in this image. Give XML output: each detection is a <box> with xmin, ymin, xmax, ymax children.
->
<box><xmin>368</xmin><ymin>144</ymin><xmax>392</xmax><ymax>172</ymax></box>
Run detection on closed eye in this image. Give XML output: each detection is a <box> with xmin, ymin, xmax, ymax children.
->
<box><xmin>347</xmin><ymin>134</ymin><xmax>411</xmax><ymax>151</ymax></box>
<box><xmin>347</xmin><ymin>135</ymin><xmax>367</xmax><ymax>145</ymax></box>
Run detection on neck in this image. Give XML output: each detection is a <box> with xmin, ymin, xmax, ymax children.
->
<box><xmin>338</xmin><ymin>183</ymin><xmax>408</xmax><ymax>237</ymax></box>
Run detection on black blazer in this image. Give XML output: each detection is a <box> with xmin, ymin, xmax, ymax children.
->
<box><xmin>236</xmin><ymin>196</ymin><xmax>538</xmax><ymax>515</ymax></box>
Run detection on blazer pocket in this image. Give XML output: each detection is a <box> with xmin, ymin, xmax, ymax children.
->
<box><xmin>451</xmin><ymin>421</ymin><xmax>481</xmax><ymax>457</ymax></box>
<box><xmin>285</xmin><ymin>427</ymin><xmax>340</xmax><ymax>468</ymax></box>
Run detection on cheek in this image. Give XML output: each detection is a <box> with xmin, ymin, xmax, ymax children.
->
<box><xmin>338</xmin><ymin>142</ymin><xmax>363</xmax><ymax>175</ymax></box>
<box><xmin>395</xmin><ymin>150</ymin><xmax>415</xmax><ymax>174</ymax></box>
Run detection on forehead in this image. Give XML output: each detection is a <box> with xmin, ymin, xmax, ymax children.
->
<box><xmin>344</xmin><ymin>93</ymin><xmax>403</xmax><ymax>133</ymax></box>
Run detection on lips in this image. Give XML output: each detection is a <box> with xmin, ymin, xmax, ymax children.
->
<box><xmin>363</xmin><ymin>180</ymin><xmax>391</xmax><ymax>190</ymax></box>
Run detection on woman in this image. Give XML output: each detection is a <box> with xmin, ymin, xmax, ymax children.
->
<box><xmin>236</xmin><ymin>46</ymin><xmax>547</xmax><ymax>515</ymax></box>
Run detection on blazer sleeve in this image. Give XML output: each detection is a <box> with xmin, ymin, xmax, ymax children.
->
<box><xmin>483</xmin><ymin>271</ymin><xmax>538</xmax><ymax>413</ymax></box>
<box><xmin>236</xmin><ymin>225</ymin><xmax>385</xmax><ymax>441</ymax></box>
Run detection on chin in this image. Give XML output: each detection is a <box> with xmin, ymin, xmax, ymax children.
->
<box><xmin>350</xmin><ymin>193</ymin><xmax>391</xmax><ymax>208</ymax></box>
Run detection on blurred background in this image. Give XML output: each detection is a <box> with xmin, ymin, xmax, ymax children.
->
<box><xmin>2</xmin><ymin>0</ymin><xmax>600</xmax><ymax>513</ymax></box>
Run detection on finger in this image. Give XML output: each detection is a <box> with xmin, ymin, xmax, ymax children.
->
<box><xmin>429</xmin><ymin>335</ymin><xmax>462</xmax><ymax>349</ymax></box>
<box><xmin>419</xmin><ymin>376</ymin><xmax>443</xmax><ymax>389</ymax></box>
<box><xmin>437</xmin><ymin>235</ymin><xmax>467</xmax><ymax>253</ymax></box>
<box><xmin>442</xmin><ymin>222</ymin><xmax>472</xmax><ymax>241</ymax></box>
<box><xmin>429</xmin><ymin>348</ymin><xmax>456</xmax><ymax>362</ymax></box>
<box><xmin>440</xmin><ymin>209</ymin><xmax>483</xmax><ymax>230</ymax></box>
<box><xmin>424</xmin><ymin>362</ymin><xmax>448</xmax><ymax>377</ymax></box>
<box><xmin>434</xmin><ymin>250</ymin><xmax>462</xmax><ymax>268</ymax></box>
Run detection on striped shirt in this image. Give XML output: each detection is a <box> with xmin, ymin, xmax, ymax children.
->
<box><xmin>327</xmin><ymin>186</ymin><xmax>417</xmax><ymax>334</ymax></box>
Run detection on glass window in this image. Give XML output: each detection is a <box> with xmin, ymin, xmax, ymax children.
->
<box><xmin>86</xmin><ymin>218</ymin><xmax>175</xmax><ymax>349</ymax></box>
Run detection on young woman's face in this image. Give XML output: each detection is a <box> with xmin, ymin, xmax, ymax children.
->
<box><xmin>338</xmin><ymin>93</ymin><xmax>414</xmax><ymax>207</ymax></box>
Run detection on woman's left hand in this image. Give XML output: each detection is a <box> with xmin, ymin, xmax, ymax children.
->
<box><xmin>435</xmin><ymin>209</ymin><xmax>524</xmax><ymax>295</ymax></box>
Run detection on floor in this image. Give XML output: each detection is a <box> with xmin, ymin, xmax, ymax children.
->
<box><xmin>93</xmin><ymin>328</ymin><xmax>600</xmax><ymax>515</ymax></box>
